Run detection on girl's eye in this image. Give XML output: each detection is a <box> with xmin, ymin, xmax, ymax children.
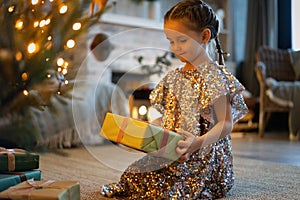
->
<box><xmin>169</xmin><ymin>41</ymin><xmax>174</xmax><ymax>45</ymax></box>
<box><xmin>179</xmin><ymin>39</ymin><xmax>187</xmax><ymax>43</ymax></box>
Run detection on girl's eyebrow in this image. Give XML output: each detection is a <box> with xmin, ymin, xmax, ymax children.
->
<box><xmin>178</xmin><ymin>36</ymin><xmax>188</xmax><ymax>39</ymax></box>
<box><xmin>166</xmin><ymin>35</ymin><xmax>188</xmax><ymax>40</ymax></box>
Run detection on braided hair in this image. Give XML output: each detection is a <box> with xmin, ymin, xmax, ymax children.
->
<box><xmin>164</xmin><ymin>0</ymin><xmax>226</xmax><ymax>65</ymax></box>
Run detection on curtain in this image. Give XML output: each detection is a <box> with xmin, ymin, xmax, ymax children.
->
<box><xmin>241</xmin><ymin>0</ymin><xmax>277</xmax><ymax>96</ymax></box>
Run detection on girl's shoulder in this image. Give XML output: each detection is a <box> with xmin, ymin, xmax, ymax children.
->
<box><xmin>201</xmin><ymin>61</ymin><xmax>221</xmax><ymax>70</ymax></box>
<box><xmin>198</xmin><ymin>61</ymin><xmax>232</xmax><ymax>78</ymax></box>
<box><xmin>162</xmin><ymin>65</ymin><xmax>184</xmax><ymax>78</ymax></box>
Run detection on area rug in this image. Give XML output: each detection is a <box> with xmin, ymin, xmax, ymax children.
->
<box><xmin>39</xmin><ymin>144</ymin><xmax>300</xmax><ymax>200</ymax></box>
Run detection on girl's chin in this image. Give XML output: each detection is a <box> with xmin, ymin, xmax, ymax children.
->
<box><xmin>178</xmin><ymin>56</ymin><xmax>188</xmax><ymax>63</ymax></box>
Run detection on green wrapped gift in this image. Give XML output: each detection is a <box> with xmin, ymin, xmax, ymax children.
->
<box><xmin>0</xmin><ymin>170</ymin><xmax>41</xmax><ymax>192</ymax></box>
<box><xmin>0</xmin><ymin>179</ymin><xmax>80</xmax><ymax>200</ymax></box>
<box><xmin>0</xmin><ymin>147</ymin><xmax>39</xmax><ymax>172</ymax></box>
<box><xmin>100</xmin><ymin>113</ymin><xmax>185</xmax><ymax>161</ymax></box>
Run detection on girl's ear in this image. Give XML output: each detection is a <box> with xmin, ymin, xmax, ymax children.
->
<box><xmin>201</xmin><ymin>28</ymin><xmax>211</xmax><ymax>44</ymax></box>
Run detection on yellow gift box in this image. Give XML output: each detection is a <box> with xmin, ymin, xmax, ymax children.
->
<box><xmin>100</xmin><ymin>113</ymin><xmax>184</xmax><ymax>161</ymax></box>
<box><xmin>0</xmin><ymin>179</ymin><xmax>80</xmax><ymax>200</ymax></box>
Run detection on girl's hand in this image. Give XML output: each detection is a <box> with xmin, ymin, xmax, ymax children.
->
<box><xmin>176</xmin><ymin>129</ymin><xmax>202</xmax><ymax>162</ymax></box>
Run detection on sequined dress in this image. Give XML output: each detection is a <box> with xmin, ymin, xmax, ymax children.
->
<box><xmin>111</xmin><ymin>62</ymin><xmax>248</xmax><ymax>199</ymax></box>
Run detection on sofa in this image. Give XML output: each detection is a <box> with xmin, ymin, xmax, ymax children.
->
<box><xmin>255</xmin><ymin>46</ymin><xmax>300</xmax><ymax>140</ymax></box>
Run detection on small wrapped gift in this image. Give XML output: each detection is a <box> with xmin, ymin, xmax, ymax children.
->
<box><xmin>0</xmin><ymin>147</ymin><xmax>39</xmax><ymax>172</ymax></box>
<box><xmin>0</xmin><ymin>179</ymin><xmax>80</xmax><ymax>200</ymax></box>
<box><xmin>100</xmin><ymin>113</ymin><xmax>184</xmax><ymax>161</ymax></box>
<box><xmin>0</xmin><ymin>170</ymin><xmax>41</xmax><ymax>192</ymax></box>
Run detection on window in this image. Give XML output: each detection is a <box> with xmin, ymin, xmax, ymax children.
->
<box><xmin>292</xmin><ymin>0</ymin><xmax>300</xmax><ymax>50</ymax></box>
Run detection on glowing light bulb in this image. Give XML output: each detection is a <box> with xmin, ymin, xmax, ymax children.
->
<box><xmin>8</xmin><ymin>6</ymin><xmax>15</xmax><ymax>12</ymax></box>
<box><xmin>47</xmin><ymin>73</ymin><xmax>52</xmax><ymax>78</ymax></box>
<box><xmin>33</xmin><ymin>21</ymin><xmax>39</xmax><ymax>27</ymax></box>
<box><xmin>27</xmin><ymin>42</ymin><xmax>37</xmax><ymax>54</ymax></box>
<box><xmin>72</xmin><ymin>22</ymin><xmax>81</xmax><ymax>31</ymax></box>
<box><xmin>63</xmin><ymin>61</ymin><xmax>69</xmax><ymax>68</ymax></box>
<box><xmin>39</xmin><ymin>19</ymin><xmax>46</xmax><ymax>27</ymax></box>
<box><xmin>31</xmin><ymin>0</ymin><xmax>39</xmax><ymax>5</ymax></box>
<box><xmin>62</xmin><ymin>68</ymin><xmax>68</xmax><ymax>75</ymax></box>
<box><xmin>64</xmin><ymin>80</ymin><xmax>69</xmax><ymax>84</ymax></box>
<box><xmin>15</xmin><ymin>19</ymin><xmax>24</xmax><ymax>30</ymax></box>
<box><xmin>47</xmin><ymin>36</ymin><xmax>52</xmax><ymax>41</ymax></box>
<box><xmin>21</xmin><ymin>72</ymin><xmax>29</xmax><ymax>81</ymax></box>
<box><xmin>59</xmin><ymin>4</ymin><xmax>68</xmax><ymax>14</ymax></box>
<box><xmin>138</xmin><ymin>105</ymin><xmax>148</xmax><ymax>116</ymax></box>
<box><xmin>23</xmin><ymin>90</ymin><xmax>29</xmax><ymax>96</ymax></box>
<box><xmin>66</xmin><ymin>39</ymin><xmax>75</xmax><ymax>49</ymax></box>
<box><xmin>15</xmin><ymin>51</ymin><xmax>23</xmax><ymax>61</ymax></box>
<box><xmin>57</xmin><ymin>58</ymin><xmax>64</xmax><ymax>66</ymax></box>
<box><xmin>45</xmin><ymin>18</ymin><xmax>51</xmax><ymax>25</ymax></box>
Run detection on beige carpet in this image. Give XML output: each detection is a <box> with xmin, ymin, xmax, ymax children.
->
<box><xmin>39</xmin><ymin>144</ymin><xmax>300</xmax><ymax>200</ymax></box>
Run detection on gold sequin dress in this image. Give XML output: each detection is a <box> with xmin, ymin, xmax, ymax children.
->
<box><xmin>109</xmin><ymin>62</ymin><xmax>248</xmax><ymax>199</ymax></box>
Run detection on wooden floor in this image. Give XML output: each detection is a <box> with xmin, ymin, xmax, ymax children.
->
<box><xmin>231</xmin><ymin>131</ymin><xmax>300</xmax><ymax>166</ymax></box>
<box><xmin>37</xmin><ymin>133</ymin><xmax>300</xmax><ymax>200</ymax></box>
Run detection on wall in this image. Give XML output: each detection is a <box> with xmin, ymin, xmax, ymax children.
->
<box><xmin>85</xmin><ymin>16</ymin><xmax>181</xmax><ymax>93</ymax></box>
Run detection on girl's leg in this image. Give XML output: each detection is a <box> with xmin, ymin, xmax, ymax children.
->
<box><xmin>100</xmin><ymin>155</ymin><xmax>171</xmax><ymax>198</ymax></box>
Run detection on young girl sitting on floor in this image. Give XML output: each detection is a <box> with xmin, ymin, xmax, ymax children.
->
<box><xmin>100</xmin><ymin>0</ymin><xmax>248</xmax><ymax>199</ymax></box>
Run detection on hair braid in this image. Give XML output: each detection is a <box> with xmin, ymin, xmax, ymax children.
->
<box><xmin>215</xmin><ymin>37</ymin><xmax>224</xmax><ymax>65</ymax></box>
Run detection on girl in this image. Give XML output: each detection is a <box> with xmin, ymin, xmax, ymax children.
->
<box><xmin>100</xmin><ymin>0</ymin><xmax>248</xmax><ymax>199</ymax></box>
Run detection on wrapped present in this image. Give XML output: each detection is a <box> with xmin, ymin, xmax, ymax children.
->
<box><xmin>0</xmin><ymin>147</ymin><xmax>39</xmax><ymax>172</ymax></box>
<box><xmin>0</xmin><ymin>179</ymin><xmax>80</xmax><ymax>200</ymax></box>
<box><xmin>100</xmin><ymin>113</ymin><xmax>184</xmax><ymax>161</ymax></box>
<box><xmin>0</xmin><ymin>170</ymin><xmax>41</xmax><ymax>192</ymax></box>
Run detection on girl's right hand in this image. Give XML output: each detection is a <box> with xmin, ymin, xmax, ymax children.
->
<box><xmin>176</xmin><ymin>129</ymin><xmax>203</xmax><ymax>162</ymax></box>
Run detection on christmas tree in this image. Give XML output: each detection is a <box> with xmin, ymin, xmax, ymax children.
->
<box><xmin>0</xmin><ymin>0</ymin><xmax>106</xmax><ymax>117</ymax></box>
<box><xmin>0</xmin><ymin>0</ymin><xmax>110</xmax><ymax>149</ymax></box>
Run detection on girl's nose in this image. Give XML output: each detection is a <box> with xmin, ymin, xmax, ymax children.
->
<box><xmin>172</xmin><ymin>42</ymin><xmax>181</xmax><ymax>52</ymax></box>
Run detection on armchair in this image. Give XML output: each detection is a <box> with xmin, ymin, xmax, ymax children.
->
<box><xmin>254</xmin><ymin>46</ymin><xmax>299</xmax><ymax>139</ymax></box>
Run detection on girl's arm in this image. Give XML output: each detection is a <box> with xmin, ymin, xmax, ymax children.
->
<box><xmin>176</xmin><ymin>94</ymin><xmax>233</xmax><ymax>161</ymax></box>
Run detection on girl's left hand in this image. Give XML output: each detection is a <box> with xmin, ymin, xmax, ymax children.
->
<box><xmin>176</xmin><ymin>129</ymin><xmax>202</xmax><ymax>162</ymax></box>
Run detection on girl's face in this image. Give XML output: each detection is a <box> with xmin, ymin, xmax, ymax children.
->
<box><xmin>164</xmin><ymin>20</ymin><xmax>206</xmax><ymax>65</ymax></box>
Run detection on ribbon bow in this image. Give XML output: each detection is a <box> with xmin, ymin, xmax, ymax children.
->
<box><xmin>11</xmin><ymin>178</ymin><xmax>55</xmax><ymax>190</ymax></box>
<box><xmin>0</xmin><ymin>147</ymin><xmax>27</xmax><ymax>171</ymax></box>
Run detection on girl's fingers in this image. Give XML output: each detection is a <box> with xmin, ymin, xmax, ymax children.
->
<box><xmin>178</xmin><ymin>152</ymin><xmax>190</xmax><ymax>162</ymax></box>
<box><xmin>177</xmin><ymin>140</ymin><xmax>187</xmax><ymax>147</ymax></box>
<box><xmin>184</xmin><ymin>153</ymin><xmax>190</xmax><ymax>159</ymax></box>
<box><xmin>176</xmin><ymin>146</ymin><xmax>186</xmax><ymax>156</ymax></box>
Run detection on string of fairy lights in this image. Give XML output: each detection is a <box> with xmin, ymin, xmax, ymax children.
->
<box><xmin>6</xmin><ymin>0</ymin><xmax>84</xmax><ymax>99</ymax></box>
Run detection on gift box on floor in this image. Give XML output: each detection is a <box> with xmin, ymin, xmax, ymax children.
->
<box><xmin>0</xmin><ymin>147</ymin><xmax>39</xmax><ymax>172</ymax></box>
<box><xmin>0</xmin><ymin>170</ymin><xmax>41</xmax><ymax>192</ymax></box>
<box><xmin>100</xmin><ymin>113</ymin><xmax>184</xmax><ymax>161</ymax></box>
<box><xmin>0</xmin><ymin>179</ymin><xmax>80</xmax><ymax>200</ymax></box>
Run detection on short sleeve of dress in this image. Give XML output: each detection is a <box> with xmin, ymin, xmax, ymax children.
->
<box><xmin>198</xmin><ymin>63</ymin><xmax>248</xmax><ymax>124</ymax></box>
